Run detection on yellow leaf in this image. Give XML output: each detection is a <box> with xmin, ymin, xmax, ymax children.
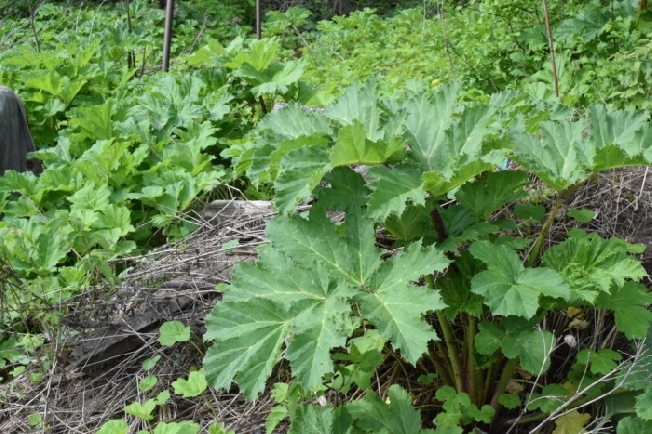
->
<box><xmin>552</xmin><ymin>410</ymin><xmax>591</xmax><ymax>434</ymax></box>
<box><xmin>567</xmin><ymin>306</ymin><xmax>583</xmax><ymax>319</ymax></box>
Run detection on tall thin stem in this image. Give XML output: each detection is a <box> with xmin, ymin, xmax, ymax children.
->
<box><xmin>542</xmin><ymin>0</ymin><xmax>559</xmax><ymax>98</ymax></box>
<box><xmin>25</xmin><ymin>0</ymin><xmax>41</xmax><ymax>53</ymax></box>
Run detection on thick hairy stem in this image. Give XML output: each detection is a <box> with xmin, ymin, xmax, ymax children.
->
<box><xmin>258</xmin><ymin>96</ymin><xmax>268</xmax><ymax>115</ymax></box>
<box><xmin>428</xmin><ymin>346</ymin><xmax>454</xmax><ymax>387</ymax></box>
<box><xmin>490</xmin><ymin>357</ymin><xmax>520</xmax><ymax>420</ymax></box>
<box><xmin>437</xmin><ymin>311</ymin><xmax>464</xmax><ymax>393</ymax></box>
<box><xmin>434</xmin><ymin>340</ymin><xmax>456</xmax><ymax>386</ymax></box>
<box><xmin>527</xmin><ymin>195</ymin><xmax>563</xmax><ymax>267</ymax></box>
<box><xmin>482</xmin><ymin>351</ymin><xmax>503</xmax><ymax>406</ymax></box>
<box><xmin>462</xmin><ymin>313</ymin><xmax>479</xmax><ymax>405</ymax></box>
<box><xmin>425</xmin><ymin>275</ymin><xmax>463</xmax><ymax>393</ymax></box>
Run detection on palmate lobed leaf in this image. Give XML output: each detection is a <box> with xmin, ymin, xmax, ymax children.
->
<box><xmin>324</xmin><ymin>77</ymin><xmax>384</xmax><ymax>142</ymax></box>
<box><xmin>266</xmin><ymin>208</ymin><xmax>379</xmax><ymax>286</ymax></box>
<box><xmin>204</xmin><ymin>244</ymin><xmax>357</xmax><ymax>399</ymax></box>
<box><xmin>455</xmin><ymin>170</ymin><xmax>529</xmax><ymax>220</ymax></box>
<box><xmin>475</xmin><ymin>318</ymin><xmax>554</xmax><ymax>374</ymax></box>
<box><xmin>365</xmin><ymin>166</ymin><xmax>426</xmax><ymax>221</ymax></box>
<box><xmin>274</xmin><ymin>146</ymin><xmax>332</xmax><ymax>213</ymax></box>
<box><xmin>205</xmin><ymin>209</ymin><xmax>449</xmax><ymax>398</ymax></box>
<box><xmin>512</xmin><ymin>120</ymin><xmax>592</xmax><ymax>192</ymax></box>
<box><xmin>543</xmin><ymin>234</ymin><xmax>647</xmax><ymax>303</ymax></box>
<box><xmin>356</xmin><ymin>240</ymin><xmax>450</xmax><ymax>363</ymax></box>
<box><xmin>346</xmin><ymin>385</ymin><xmax>425</xmax><ymax>434</ymax></box>
<box><xmin>470</xmin><ymin>241</ymin><xmax>570</xmax><ymax>319</ymax></box>
<box><xmin>596</xmin><ymin>282</ymin><xmax>652</xmax><ymax>339</ymax></box>
<box><xmin>203</xmin><ymin>298</ymin><xmax>294</xmax><ymax>400</ymax></box>
<box><xmin>288</xmin><ymin>405</ymin><xmax>354</xmax><ymax>434</ymax></box>
<box><xmin>330</xmin><ymin>121</ymin><xmax>405</xmax><ymax>167</ymax></box>
<box><xmin>316</xmin><ymin>167</ymin><xmax>370</xmax><ymax>212</ymax></box>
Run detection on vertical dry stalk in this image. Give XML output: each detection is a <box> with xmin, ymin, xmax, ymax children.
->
<box><xmin>25</xmin><ymin>0</ymin><xmax>42</xmax><ymax>52</ymax></box>
<box><xmin>542</xmin><ymin>0</ymin><xmax>559</xmax><ymax>98</ymax></box>
<box><xmin>438</xmin><ymin>0</ymin><xmax>456</xmax><ymax>82</ymax></box>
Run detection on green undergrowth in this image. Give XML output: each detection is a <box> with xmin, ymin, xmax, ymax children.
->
<box><xmin>0</xmin><ymin>0</ymin><xmax>328</xmax><ymax>389</ymax></box>
<box><xmin>299</xmin><ymin>0</ymin><xmax>652</xmax><ymax>110</ymax></box>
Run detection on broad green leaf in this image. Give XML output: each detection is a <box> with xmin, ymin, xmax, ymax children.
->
<box><xmin>567</xmin><ymin>208</ymin><xmax>595</xmax><ymax>223</ymax></box>
<box><xmin>403</xmin><ymin>86</ymin><xmax>457</xmax><ymax>173</ymax></box>
<box><xmin>436</xmin><ymin>252</ymin><xmax>485</xmax><ymax>318</ymax></box>
<box><xmin>124</xmin><ymin>399</ymin><xmax>156</xmax><ymax>421</ymax></box>
<box><xmin>138</xmin><ymin>375</ymin><xmax>158</xmax><ymax>391</ymax></box>
<box><xmin>274</xmin><ymin>146</ymin><xmax>331</xmax><ymax>213</ymax></box>
<box><xmin>513</xmin><ymin>203</ymin><xmax>546</xmax><ymax>222</ymax></box>
<box><xmin>74</xmin><ymin>139</ymin><xmax>131</xmax><ymax>186</ymax></box>
<box><xmin>558</xmin><ymin>6</ymin><xmax>608</xmax><ymax>41</ymax></box>
<box><xmin>575</xmin><ymin>348</ymin><xmax>622</xmax><ymax>375</ymax></box>
<box><xmin>288</xmin><ymin>405</ymin><xmax>354</xmax><ymax>434</ymax></box>
<box><xmin>470</xmin><ymin>241</ymin><xmax>570</xmax><ymax>318</ymax></box>
<box><xmin>203</xmin><ymin>299</ymin><xmax>292</xmax><ymax>400</ymax></box>
<box><xmin>447</xmin><ymin>104</ymin><xmax>498</xmax><ymax>168</ymax></box>
<box><xmin>284</xmin><ymin>296</ymin><xmax>352</xmax><ymax>389</ymax></box>
<box><xmin>224</xmin><ymin>248</ymin><xmax>357</xmax><ymax>304</ymax></box>
<box><xmin>596</xmin><ymin>282</ymin><xmax>652</xmax><ymax>339</ymax></box>
<box><xmin>0</xmin><ymin>170</ymin><xmax>41</xmax><ymax>197</ymax></box>
<box><xmin>258</xmin><ymin>103</ymin><xmax>331</xmax><ymax>139</ymax></box>
<box><xmin>476</xmin><ymin>318</ymin><xmax>555</xmax><ymax>374</ymax></box>
<box><xmin>249</xmin><ymin>134</ymin><xmax>328</xmax><ymax>186</ymax></box>
<box><xmin>544</xmin><ymin>234</ymin><xmax>646</xmax><ymax>303</ymax></box>
<box><xmin>159</xmin><ymin>321</ymin><xmax>191</xmax><ymax>346</ymax></box>
<box><xmin>355</xmin><ymin>240</ymin><xmax>450</xmax><ymax>363</ymax></box>
<box><xmin>68</xmin><ymin>183</ymin><xmax>110</xmax><ymax>211</ymax></box>
<box><xmin>635</xmin><ymin>387</ymin><xmax>652</xmax><ymax>420</ymax></box>
<box><xmin>266</xmin><ymin>406</ymin><xmax>288</xmax><ymax>434</ymax></box>
<box><xmin>617</xmin><ymin>416</ymin><xmax>652</xmax><ymax>434</ymax></box>
<box><xmin>455</xmin><ymin>170</ymin><xmax>529</xmax><ymax>220</ymax></box>
<box><xmin>512</xmin><ymin>121</ymin><xmax>592</xmax><ymax>192</ymax></box>
<box><xmin>499</xmin><ymin>394</ymin><xmax>521</xmax><ymax>409</ymax></box>
<box><xmin>346</xmin><ymin>385</ymin><xmax>423</xmax><ymax>434</ymax></box>
<box><xmin>266</xmin><ymin>209</ymin><xmax>379</xmax><ymax>287</ymax></box>
<box><xmin>331</xmin><ymin>121</ymin><xmax>404</xmax><ymax>166</ymax></box>
<box><xmin>97</xmin><ymin>420</ymin><xmax>129</xmax><ymax>434</ymax></box>
<box><xmin>384</xmin><ymin>204</ymin><xmax>436</xmax><ymax>243</ymax></box>
<box><xmin>586</xmin><ymin>105</ymin><xmax>647</xmax><ymax>151</ymax></box>
<box><xmin>421</xmin><ymin>158</ymin><xmax>496</xmax><ymax>198</ymax></box>
<box><xmin>204</xmin><ymin>242</ymin><xmax>356</xmax><ymax>398</ymax></box>
<box><xmin>366</xmin><ymin>166</ymin><xmax>426</xmax><ymax>221</ymax></box>
<box><xmin>226</xmin><ymin>38</ymin><xmax>278</xmax><ymax>70</ymax></box>
<box><xmin>142</xmin><ymin>355</ymin><xmax>161</xmax><ymax>370</ymax></box>
<box><xmin>325</xmin><ymin>77</ymin><xmax>384</xmax><ymax>141</ymax></box>
<box><xmin>249</xmin><ymin>61</ymin><xmax>305</xmax><ymax>96</ymax></box>
<box><xmin>172</xmin><ymin>370</ymin><xmax>208</xmax><ymax>398</ymax></box>
<box><xmin>527</xmin><ymin>383</ymin><xmax>570</xmax><ymax>412</ymax></box>
<box><xmin>316</xmin><ymin>167</ymin><xmax>370</xmax><ymax>212</ymax></box>
<box><xmin>25</xmin><ymin>72</ymin><xmax>85</xmax><ymax>105</ymax></box>
<box><xmin>31</xmin><ymin>233</ymin><xmax>70</xmax><ymax>274</ymax></box>
<box><xmin>152</xmin><ymin>421</ymin><xmax>201</xmax><ymax>434</ymax></box>
<box><xmin>68</xmin><ymin>102</ymin><xmax>113</xmax><ymax>141</ymax></box>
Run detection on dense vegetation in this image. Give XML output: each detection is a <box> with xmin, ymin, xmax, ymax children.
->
<box><xmin>2</xmin><ymin>0</ymin><xmax>652</xmax><ymax>432</ymax></box>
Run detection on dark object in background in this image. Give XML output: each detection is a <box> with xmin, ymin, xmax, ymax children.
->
<box><xmin>0</xmin><ymin>86</ymin><xmax>43</xmax><ymax>176</ymax></box>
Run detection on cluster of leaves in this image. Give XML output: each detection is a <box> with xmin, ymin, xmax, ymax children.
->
<box><xmin>203</xmin><ymin>78</ymin><xmax>652</xmax><ymax>432</ymax></box>
<box><xmin>94</xmin><ymin>321</ymin><xmax>234</xmax><ymax>434</ymax></box>
<box><xmin>0</xmin><ymin>1</ymin><xmax>322</xmax><ymax>381</ymax></box>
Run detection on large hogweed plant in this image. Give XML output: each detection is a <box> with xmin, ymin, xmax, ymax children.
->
<box><xmin>204</xmin><ymin>78</ymin><xmax>652</xmax><ymax>432</ymax></box>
